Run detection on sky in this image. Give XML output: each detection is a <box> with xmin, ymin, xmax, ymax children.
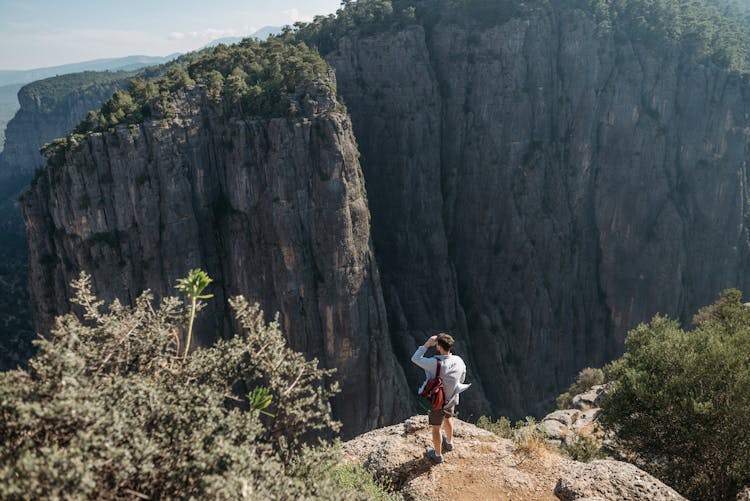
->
<box><xmin>0</xmin><ymin>0</ymin><xmax>342</xmax><ymax>70</ymax></box>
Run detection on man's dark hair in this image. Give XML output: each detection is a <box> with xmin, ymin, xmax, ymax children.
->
<box><xmin>437</xmin><ymin>333</ymin><xmax>454</xmax><ymax>352</ymax></box>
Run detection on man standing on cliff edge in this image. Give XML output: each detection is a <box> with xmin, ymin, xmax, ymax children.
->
<box><xmin>412</xmin><ymin>333</ymin><xmax>470</xmax><ymax>464</ymax></box>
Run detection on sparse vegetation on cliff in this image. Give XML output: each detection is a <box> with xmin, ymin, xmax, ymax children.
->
<box><xmin>295</xmin><ymin>0</ymin><xmax>750</xmax><ymax>72</ymax></box>
<box><xmin>21</xmin><ymin>71</ymin><xmax>139</xmax><ymax>114</ymax></box>
<box><xmin>556</xmin><ymin>367</ymin><xmax>604</xmax><ymax>410</ymax></box>
<box><xmin>73</xmin><ymin>38</ymin><xmax>330</xmax><ymax>134</ymax></box>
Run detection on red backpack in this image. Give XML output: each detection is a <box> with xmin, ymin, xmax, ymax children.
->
<box><xmin>420</xmin><ymin>359</ymin><xmax>445</xmax><ymax>411</ymax></box>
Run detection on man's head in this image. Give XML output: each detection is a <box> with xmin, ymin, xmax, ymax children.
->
<box><xmin>436</xmin><ymin>333</ymin><xmax>454</xmax><ymax>354</ymax></box>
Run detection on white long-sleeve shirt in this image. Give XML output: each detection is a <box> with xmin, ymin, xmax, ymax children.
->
<box><xmin>411</xmin><ymin>345</ymin><xmax>470</xmax><ymax>408</ymax></box>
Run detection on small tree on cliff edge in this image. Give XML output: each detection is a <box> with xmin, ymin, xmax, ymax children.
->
<box><xmin>600</xmin><ymin>289</ymin><xmax>750</xmax><ymax>500</ymax></box>
<box><xmin>0</xmin><ymin>271</ymin><xmax>345</xmax><ymax>499</ymax></box>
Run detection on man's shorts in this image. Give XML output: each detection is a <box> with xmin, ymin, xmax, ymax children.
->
<box><xmin>428</xmin><ymin>405</ymin><xmax>456</xmax><ymax>425</ymax></box>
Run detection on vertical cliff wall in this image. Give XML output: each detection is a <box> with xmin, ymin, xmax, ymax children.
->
<box><xmin>22</xmin><ymin>82</ymin><xmax>412</xmax><ymax>435</ymax></box>
<box><xmin>325</xmin><ymin>6</ymin><xmax>750</xmax><ymax>418</ymax></box>
<box><xmin>0</xmin><ymin>72</ymin><xmax>134</xmax><ymax>370</ymax></box>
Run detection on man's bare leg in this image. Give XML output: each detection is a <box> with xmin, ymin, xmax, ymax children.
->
<box><xmin>432</xmin><ymin>424</ymin><xmax>442</xmax><ymax>455</ymax></box>
<box><xmin>444</xmin><ymin>417</ymin><xmax>454</xmax><ymax>444</ymax></box>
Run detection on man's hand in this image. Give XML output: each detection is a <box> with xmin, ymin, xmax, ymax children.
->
<box><xmin>424</xmin><ymin>335</ymin><xmax>438</xmax><ymax>348</ymax></box>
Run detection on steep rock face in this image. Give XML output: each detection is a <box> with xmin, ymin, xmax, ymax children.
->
<box><xmin>0</xmin><ymin>73</ymin><xmax>131</xmax><ymax>370</ymax></box>
<box><xmin>22</xmin><ymin>83</ymin><xmax>412</xmax><ymax>436</ymax></box>
<box><xmin>326</xmin><ymin>7</ymin><xmax>750</xmax><ymax>419</ymax></box>
<box><xmin>0</xmin><ymin>76</ymin><xmax>128</xmax><ymax>174</ymax></box>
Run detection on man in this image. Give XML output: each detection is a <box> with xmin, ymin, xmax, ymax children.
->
<box><xmin>411</xmin><ymin>333</ymin><xmax>470</xmax><ymax>464</ymax></box>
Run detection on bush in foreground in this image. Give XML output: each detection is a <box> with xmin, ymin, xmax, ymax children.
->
<box><xmin>600</xmin><ymin>289</ymin><xmax>750</xmax><ymax>500</ymax></box>
<box><xmin>0</xmin><ymin>272</ymin><xmax>368</xmax><ymax>500</ymax></box>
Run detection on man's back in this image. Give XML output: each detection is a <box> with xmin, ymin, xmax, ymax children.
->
<box><xmin>435</xmin><ymin>353</ymin><xmax>466</xmax><ymax>404</ymax></box>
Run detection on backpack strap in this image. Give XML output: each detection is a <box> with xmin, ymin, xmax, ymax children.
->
<box><xmin>435</xmin><ymin>359</ymin><xmax>442</xmax><ymax>378</ymax></box>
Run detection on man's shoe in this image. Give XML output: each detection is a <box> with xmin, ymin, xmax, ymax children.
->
<box><xmin>442</xmin><ymin>434</ymin><xmax>454</xmax><ymax>452</ymax></box>
<box><xmin>425</xmin><ymin>447</ymin><xmax>443</xmax><ymax>464</ymax></box>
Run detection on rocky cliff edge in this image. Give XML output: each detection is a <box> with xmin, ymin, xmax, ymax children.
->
<box><xmin>342</xmin><ymin>415</ymin><xmax>685</xmax><ymax>501</ymax></box>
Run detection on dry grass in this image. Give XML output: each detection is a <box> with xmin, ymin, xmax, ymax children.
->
<box><xmin>514</xmin><ymin>431</ymin><xmax>551</xmax><ymax>459</ymax></box>
<box><xmin>512</xmin><ymin>422</ymin><xmax>554</xmax><ymax>463</ymax></box>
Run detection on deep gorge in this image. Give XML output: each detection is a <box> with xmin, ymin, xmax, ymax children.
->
<box><xmin>11</xmin><ymin>2</ymin><xmax>750</xmax><ymax>435</ymax></box>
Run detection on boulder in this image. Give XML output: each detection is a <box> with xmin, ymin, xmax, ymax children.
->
<box><xmin>572</xmin><ymin>386</ymin><xmax>606</xmax><ymax>410</ymax></box>
<box><xmin>554</xmin><ymin>460</ymin><xmax>685</xmax><ymax>501</ymax></box>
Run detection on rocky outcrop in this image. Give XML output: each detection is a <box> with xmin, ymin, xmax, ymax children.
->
<box><xmin>540</xmin><ymin>385</ymin><xmax>610</xmax><ymax>451</ymax></box>
<box><xmin>325</xmin><ymin>5</ymin><xmax>750</xmax><ymax>420</ymax></box>
<box><xmin>554</xmin><ymin>460</ymin><xmax>685</xmax><ymax>501</ymax></box>
<box><xmin>541</xmin><ymin>408</ymin><xmax>601</xmax><ymax>447</ymax></box>
<box><xmin>341</xmin><ymin>415</ymin><xmax>684</xmax><ymax>501</ymax></box>
<box><xmin>0</xmin><ymin>72</ymin><xmax>131</xmax><ymax>174</ymax></box>
<box><xmin>21</xmin><ymin>81</ymin><xmax>412</xmax><ymax>436</ymax></box>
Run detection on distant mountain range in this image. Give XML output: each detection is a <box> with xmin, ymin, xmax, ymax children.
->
<box><xmin>0</xmin><ymin>54</ymin><xmax>180</xmax><ymax>88</ymax></box>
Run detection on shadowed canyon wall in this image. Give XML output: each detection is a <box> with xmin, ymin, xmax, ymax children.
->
<box><xmin>325</xmin><ymin>6</ymin><xmax>750</xmax><ymax>418</ymax></box>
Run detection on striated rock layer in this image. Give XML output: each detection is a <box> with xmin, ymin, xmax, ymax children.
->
<box><xmin>325</xmin><ymin>7</ymin><xmax>750</xmax><ymax>419</ymax></box>
<box><xmin>21</xmin><ymin>82</ymin><xmax>412</xmax><ymax>436</ymax></box>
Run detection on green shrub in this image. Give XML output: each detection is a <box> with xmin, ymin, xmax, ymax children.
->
<box><xmin>561</xmin><ymin>435</ymin><xmax>606</xmax><ymax>462</ymax></box>
<box><xmin>477</xmin><ymin>415</ymin><xmax>549</xmax><ymax>447</ymax></box>
<box><xmin>600</xmin><ymin>289</ymin><xmax>750</xmax><ymax>500</ymax></box>
<box><xmin>556</xmin><ymin>366</ymin><xmax>605</xmax><ymax>409</ymax></box>
<box><xmin>0</xmin><ymin>271</ymin><xmax>346</xmax><ymax>499</ymax></box>
<box><xmin>334</xmin><ymin>464</ymin><xmax>401</xmax><ymax>501</ymax></box>
<box><xmin>476</xmin><ymin>415</ymin><xmax>513</xmax><ymax>438</ymax></box>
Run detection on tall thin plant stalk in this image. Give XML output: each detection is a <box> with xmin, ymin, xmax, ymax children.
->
<box><xmin>175</xmin><ymin>269</ymin><xmax>213</xmax><ymax>358</ymax></box>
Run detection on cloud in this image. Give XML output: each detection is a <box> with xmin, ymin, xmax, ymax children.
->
<box><xmin>281</xmin><ymin>8</ymin><xmax>312</xmax><ymax>24</ymax></box>
<box><xmin>168</xmin><ymin>32</ymin><xmax>186</xmax><ymax>40</ymax></box>
<box><xmin>182</xmin><ymin>28</ymin><xmax>239</xmax><ymax>41</ymax></box>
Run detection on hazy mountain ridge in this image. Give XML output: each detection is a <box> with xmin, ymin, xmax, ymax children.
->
<box><xmin>0</xmin><ymin>54</ymin><xmax>179</xmax><ymax>87</ymax></box>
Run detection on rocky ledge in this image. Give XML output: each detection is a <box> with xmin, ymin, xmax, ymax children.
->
<box><xmin>342</xmin><ymin>415</ymin><xmax>685</xmax><ymax>501</ymax></box>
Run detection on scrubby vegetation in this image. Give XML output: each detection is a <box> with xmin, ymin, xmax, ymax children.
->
<box><xmin>333</xmin><ymin>464</ymin><xmax>401</xmax><ymax>501</ymax></box>
<box><xmin>295</xmin><ymin>0</ymin><xmax>750</xmax><ymax>72</ymax></box>
<box><xmin>574</xmin><ymin>0</ymin><xmax>750</xmax><ymax>71</ymax></box>
<box><xmin>73</xmin><ymin>38</ymin><xmax>330</xmax><ymax>134</ymax></box>
<box><xmin>478</xmin><ymin>414</ymin><xmax>607</xmax><ymax>463</ymax></box>
<box><xmin>556</xmin><ymin>366</ymin><xmax>604</xmax><ymax>410</ymax></box>
<box><xmin>477</xmin><ymin>415</ymin><xmax>551</xmax><ymax>457</ymax></box>
<box><xmin>600</xmin><ymin>289</ymin><xmax>750</xmax><ymax>500</ymax></box>
<box><xmin>561</xmin><ymin>435</ymin><xmax>607</xmax><ymax>463</ymax></box>
<box><xmin>0</xmin><ymin>270</ymin><xmax>379</xmax><ymax>499</ymax></box>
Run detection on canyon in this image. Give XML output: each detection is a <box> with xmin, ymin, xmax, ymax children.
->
<box><xmin>15</xmin><ymin>3</ymin><xmax>750</xmax><ymax>434</ymax></box>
